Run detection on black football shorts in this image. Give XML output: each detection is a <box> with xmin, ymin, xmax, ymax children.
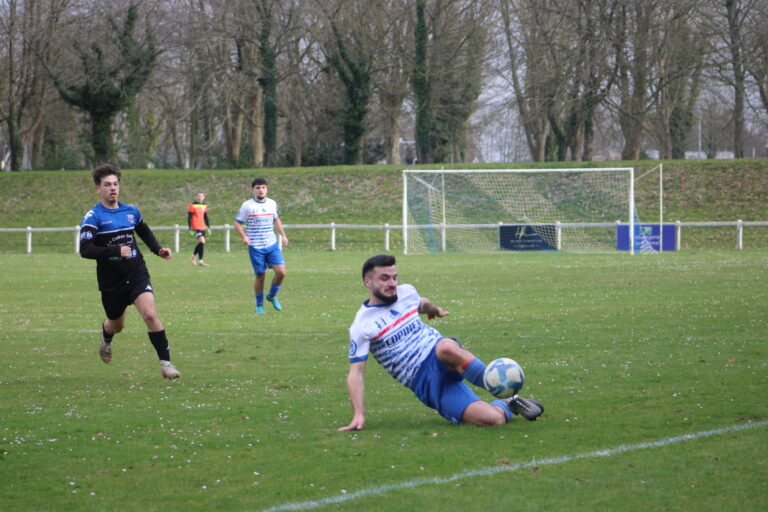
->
<box><xmin>100</xmin><ymin>274</ymin><xmax>154</xmax><ymax>320</ymax></box>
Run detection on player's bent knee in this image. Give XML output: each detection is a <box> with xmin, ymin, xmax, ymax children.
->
<box><xmin>435</xmin><ymin>338</ymin><xmax>456</xmax><ymax>356</ymax></box>
<box><xmin>139</xmin><ymin>309</ymin><xmax>160</xmax><ymax>325</ymax></box>
<box><xmin>435</xmin><ymin>338</ymin><xmax>467</xmax><ymax>365</ymax></box>
<box><xmin>107</xmin><ymin>319</ymin><xmax>125</xmax><ymax>334</ymax></box>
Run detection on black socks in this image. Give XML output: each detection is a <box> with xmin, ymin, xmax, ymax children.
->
<box><xmin>148</xmin><ymin>330</ymin><xmax>171</xmax><ymax>361</ymax></box>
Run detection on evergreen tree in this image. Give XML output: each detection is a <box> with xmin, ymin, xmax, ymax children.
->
<box><xmin>50</xmin><ymin>4</ymin><xmax>158</xmax><ymax>165</ymax></box>
<box><xmin>329</xmin><ymin>22</ymin><xmax>371</xmax><ymax>165</ymax></box>
<box><xmin>412</xmin><ymin>0</ymin><xmax>432</xmax><ymax>164</ymax></box>
<box><xmin>257</xmin><ymin>1</ymin><xmax>278</xmax><ymax>167</ymax></box>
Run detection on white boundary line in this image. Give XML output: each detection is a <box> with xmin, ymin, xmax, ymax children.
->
<box><xmin>258</xmin><ymin>420</ymin><xmax>768</xmax><ymax>512</ymax></box>
<box><xmin>0</xmin><ymin>328</ymin><xmax>330</xmax><ymax>337</ymax></box>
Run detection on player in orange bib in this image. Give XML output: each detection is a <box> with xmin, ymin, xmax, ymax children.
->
<box><xmin>188</xmin><ymin>192</ymin><xmax>211</xmax><ymax>266</ymax></box>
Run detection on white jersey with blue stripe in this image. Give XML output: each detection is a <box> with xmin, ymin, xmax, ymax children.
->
<box><xmin>348</xmin><ymin>284</ymin><xmax>444</xmax><ymax>387</ymax></box>
<box><xmin>235</xmin><ymin>198</ymin><xmax>279</xmax><ymax>249</ymax></box>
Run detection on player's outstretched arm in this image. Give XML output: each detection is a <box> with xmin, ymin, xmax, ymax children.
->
<box><xmin>338</xmin><ymin>361</ymin><xmax>366</xmax><ymax>431</ymax></box>
<box><xmin>419</xmin><ymin>297</ymin><xmax>448</xmax><ymax>320</ymax></box>
<box><xmin>158</xmin><ymin>248</ymin><xmax>172</xmax><ymax>260</ymax></box>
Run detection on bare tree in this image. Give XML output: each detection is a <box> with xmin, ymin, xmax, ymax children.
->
<box><xmin>373</xmin><ymin>0</ymin><xmax>412</xmax><ymax>165</ymax></box>
<box><xmin>499</xmin><ymin>0</ymin><xmax>568</xmax><ymax>162</ymax></box>
<box><xmin>653</xmin><ymin>0</ymin><xmax>707</xmax><ymax>159</ymax></box>
<box><xmin>610</xmin><ymin>1</ymin><xmax>693</xmax><ymax>160</ymax></box>
<box><xmin>0</xmin><ymin>0</ymin><xmax>70</xmax><ymax>170</ymax></box>
<box><xmin>743</xmin><ymin>1</ymin><xmax>768</xmax><ymax>134</ymax></box>
<box><xmin>565</xmin><ymin>0</ymin><xmax>619</xmax><ymax>161</ymax></box>
<box><xmin>413</xmin><ymin>0</ymin><xmax>488</xmax><ymax>164</ymax></box>
<box><xmin>703</xmin><ymin>0</ymin><xmax>762</xmax><ymax>158</ymax></box>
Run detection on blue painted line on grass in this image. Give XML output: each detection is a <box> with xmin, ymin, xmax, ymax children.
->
<box><xmin>258</xmin><ymin>420</ymin><xmax>768</xmax><ymax>512</ymax></box>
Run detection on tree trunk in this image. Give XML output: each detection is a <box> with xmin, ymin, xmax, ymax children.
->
<box><xmin>7</xmin><ymin>108</ymin><xmax>24</xmax><ymax>171</ymax></box>
<box><xmin>224</xmin><ymin>104</ymin><xmax>244</xmax><ymax>167</ymax></box>
<box><xmin>167</xmin><ymin>117</ymin><xmax>184</xmax><ymax>168</ymax></box>
<box><xmin>250</xmin><ymin>87</ymin><xmax>264</xmax><ymax>168</ymax></box>
<box><xmin>259</xmin><ymin>6</ymin><xmax>277</xmax><ymax>167</ymax></box>
<box><xmin>583</xmin><ymin>114</ymin><xmax>595</xmax><ymax>161</ymax></box>
<box><xmin>726</xmin><ymin>0</ymin><xmax>745</xmax><ymax>158</ymax></box>
<box><xmin>413</xmin><ymin>0</ymin><xmax>432</xmax><ymax>164</ymax></box>
<box><xmin>383</xmin><ymin>108</ymin><xmax>401</xmax><ymax>165</ymax></box>
<box><xmin>31</xmin><ymin>120</ymin><xmax>45</xmax><ymax>169</ymax></box>
<box><xmin>90</xmin><ymin>113</ymin><xmax>113</xmax><ymax>165</ymax></box>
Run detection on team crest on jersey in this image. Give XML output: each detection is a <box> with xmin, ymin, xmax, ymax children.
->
<box><xmin>80</xmin><ymin>231</ymin><xmax>93</xmax><ymax>240</ymax></box>
<box><xmin>349</xmin><ymin>340</ymin><xmax>357</xmax><ymax>357</ymax></box>
<box><xmin>127</xmin><ymin>214</ymin><xmax>136</xmax><ymax>224</ymax></box>
<box><xmin>390</xmin><ymin>309</ymin><xmax>400</xmax><ymax>317</ymax></box>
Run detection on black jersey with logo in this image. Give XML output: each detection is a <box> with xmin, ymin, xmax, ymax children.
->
<box><xmin>80</xmin><ymin>202</ymin><xmax>162</xmax><ymax>292</ymax></box>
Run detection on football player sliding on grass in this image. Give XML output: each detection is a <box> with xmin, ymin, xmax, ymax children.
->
<box><xmin>339</xmin><ymin>254</ymin><xmax>543</xmax><ymax>430</ymax></box>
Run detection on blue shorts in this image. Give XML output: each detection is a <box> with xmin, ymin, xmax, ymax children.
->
<box><xmin>248</xmin><ymin>243</ymin><xmax>285</xmax><ymax>275</ymax></box>
<box><xmin>409</xmin><ymin>344</ymin><xmax>481</xmax><ymax>425</ymax></box>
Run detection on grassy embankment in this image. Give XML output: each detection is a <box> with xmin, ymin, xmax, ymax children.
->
<box><xmin>1</xmin><ymin>160</ymin><xmax>766</xmax><ymax>252</ymax></box>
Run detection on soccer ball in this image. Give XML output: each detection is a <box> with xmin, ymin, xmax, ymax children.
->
<box><xmin>483</xmin><ymin>358</ymin><xmax>524</xmax><ymax>398</ymax></box>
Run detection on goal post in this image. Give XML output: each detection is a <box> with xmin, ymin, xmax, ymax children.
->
<box><xmin>402</xmin><ymin>168</ymin><xmax>660</xmax><ymax>254</ymax></box>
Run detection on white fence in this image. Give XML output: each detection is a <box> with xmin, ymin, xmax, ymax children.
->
<box><xmin>0</xmin><ymin>223</ymin><xmax>399</xmax><ymax>253</ymax></box>
<box><xmin>1</xmin><ymin>221</ymin><xmax>767</xmax><ymax>253</ymax></box>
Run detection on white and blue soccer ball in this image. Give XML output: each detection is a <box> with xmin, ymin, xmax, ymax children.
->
<box><xmin>483</xmin><ymin>358</ymin><xmax>524</xmax><ymax>398</ymax></box>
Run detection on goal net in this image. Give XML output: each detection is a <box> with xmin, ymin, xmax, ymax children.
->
<box><xmin>403</xmin><ymin>168</ymin><xmax>657</xmax><ymax>254</ymax></box>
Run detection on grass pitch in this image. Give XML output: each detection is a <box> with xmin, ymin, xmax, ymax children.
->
<box><xmin>1</xmin><ymin>250</ymin><xmax>766</xmax><ymax>511</ymax></box>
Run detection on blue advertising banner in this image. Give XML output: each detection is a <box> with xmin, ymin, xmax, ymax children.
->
<box><xmin>499</xmin><ymin>225</ymin><xmax>556</xmax><ymax>251</ymax></box>
<box><xmin>616</xmin><ymin>224</ymin><xmax>677</xmax><ymax>251</ymax></box>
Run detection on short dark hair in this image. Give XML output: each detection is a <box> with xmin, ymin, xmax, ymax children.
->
<box><xmin>251</xmin><ymin>178</ymin><xmax>268</xmax><ymax>188</ymax></box>
<box><xmin>92</xmin><ymin>164</ymin><xmax>121</xmax><ymax>185</ymax></box>
<box><xmin>362</xmin><ymin>254</ymin><xmax>396</xmax><ymax>279</ymax></box>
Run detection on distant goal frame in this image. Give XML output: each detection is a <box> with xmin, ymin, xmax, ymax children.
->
<box><xmin>402</xmin><ymin>167</ymin><xmax>663</xmax><ymax>255</ymax></box>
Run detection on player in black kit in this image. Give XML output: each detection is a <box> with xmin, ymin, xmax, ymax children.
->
<box><xmin>79</xmin><ymin>164</ymin><xmax>181</xmax><ymax>379</ymax></box>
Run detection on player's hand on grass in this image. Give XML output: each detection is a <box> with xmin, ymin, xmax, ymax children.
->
<box><xmin>338</xmin><ymin>415</ymin><xmax>365</xmax><ymax>431</ymax></box>
<box><xmin>158</xmin><ymin>248</ymin><xmax>172</xmax><ymax>260</ymax></box>
<box><xmin>427</xmin><ymin>306</ymin><xmax>448</xmax><ymax>320</ymax></box>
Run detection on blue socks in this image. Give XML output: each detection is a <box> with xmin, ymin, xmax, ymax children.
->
<box><xmin>462</xmin><ymin>358</ymin><xmax>487</xmax><ymax>388</ymax></box>
<box><xmin>257</xmin><ymin>284</ymin><xmax>280</xmax><ymax>307</ymax></box>
<box><xmin>491</xmin><ymin>400</ymin><xmax>513</xmax><ymax>421</ymax></box>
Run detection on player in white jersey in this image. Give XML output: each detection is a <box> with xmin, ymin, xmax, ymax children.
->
<box><xmin>339</xmin><ymin>255</ymin><xmax>543</xmax><ymax>430</ymax></box>
<box><xmin>235</xmin><ymin>178</ymin><xmax>289</xmax><ymax>314</ymax></box>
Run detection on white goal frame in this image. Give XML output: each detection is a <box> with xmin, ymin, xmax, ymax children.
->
<box><xmin>403</xmin><ymin>168</ymin><xmax>644</xmax><ymax>254</ymax></box>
